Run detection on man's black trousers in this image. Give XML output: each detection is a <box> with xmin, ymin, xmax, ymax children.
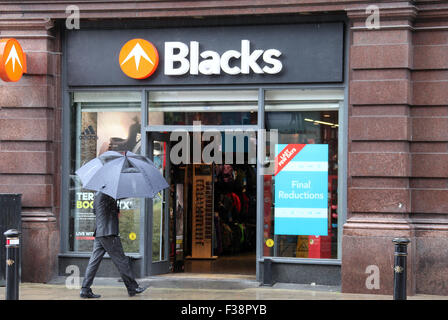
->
<box><xmin>81</xmin><ymin>235</ymin><xmax>138</xmax><ymax>292</ymax></box>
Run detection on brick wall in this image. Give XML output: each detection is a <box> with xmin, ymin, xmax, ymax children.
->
<box><xmin>0</xmin><ymin>19</ymin><xmax>61</xmax><ymax>282</ymax></box>
<box><xmin>343</xmin><ymin>2</ymin><xmax>448</xmax><ymax>296</ymax></box>
<box><xmin>410</xmin><ymin>17</ymin><xmax>448</xmax><ymax>295</ymax></box>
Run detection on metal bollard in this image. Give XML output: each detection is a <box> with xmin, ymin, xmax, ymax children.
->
<box><xmin>392</xmin><ymin>238</ymin><xmax>410</xmax><ymax>300</ymax></box>
<box><xmin>4</xmin><ymin>229</ymin><xmax>21</xmax><ymax>300</ymax></box>
<box><xmin>262</xmin><ymin>258</ymin><xmax>275</xmax><ymax>286</ymax></box>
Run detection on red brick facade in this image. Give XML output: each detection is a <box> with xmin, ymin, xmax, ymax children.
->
<box><xmin>344</xmin><ymin>2</ymin><xmax>448</xmax><ymax>296</ymax></box>
<box><xmin>0</xmin><ymin>0</ymin><xmax>447</xmax><ymax>294</ymax></box>
<box><xmin>0</xmin><ymin>18</ymin><xmax>61</xmax><ymax>282</ymax></box>
<box><xmin>0</xmin><ymin>19</ymin><xmax>62</xmax><ymax>282</ymax></box>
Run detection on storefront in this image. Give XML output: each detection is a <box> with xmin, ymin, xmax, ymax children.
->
<box><xmin>59</xmin><ymin>17</ymin><xmax>348</xmax><ymax>284</ymax></box>
<box><xmin>3</xmin><ymin>0</ymin><xmax>448</xmax><ymax>297</ymax></box>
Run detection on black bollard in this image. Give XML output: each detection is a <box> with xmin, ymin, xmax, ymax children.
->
<box><xmin>262</xmin><ymin>258</ymin><xmax>275</xmax><ymax>286</ymax></box>
<box><xmin>392</xmin><ymin>238</ymin><xmax>410</xmax><ymax>300</ymax></box>
<box><xmin>4</xmin><ymin>229</ymin><xmax>21</xmax><ymax>300</ymax></box>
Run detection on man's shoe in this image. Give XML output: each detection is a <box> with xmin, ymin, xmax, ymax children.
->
<box><xmin>80</xmin><ymin>288</ymin><xmax>101</xmax><ymax>298</ymax></box>
<box><xmin>128</xmin><ymin>286</ymin><xmax>147</xmax><ymax>297</ymax></box>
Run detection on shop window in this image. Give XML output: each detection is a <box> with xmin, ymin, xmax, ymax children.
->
<box><xmin>152</xmin><ymin>140</ymin><xmax>167</xmax><ymax>262</ymax></box>
<box><xmin>263</xmin><ymin>89</ymin><xmax>341</xmax><ymax>259</ymax></box>
<box><xmin>147</xmin><ymin>90</ymin><xmax>258</xmax><ymax>126</ymax></box>
<box><xmin>68</xmin><ymin>91</ymin><xmax>142</xmax><ymax>253</ymax></box>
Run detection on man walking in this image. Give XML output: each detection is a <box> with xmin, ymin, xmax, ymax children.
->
<box><xmin>80</xmin><ymin>191</ymin><xmax>146</xmax><ymax>298</ymax></box>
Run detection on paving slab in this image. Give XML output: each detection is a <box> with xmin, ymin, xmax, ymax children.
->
<box><xmin>1</xmin><ymin>274</ymin><xmax>447</xmax><ymax>300</ymax></box>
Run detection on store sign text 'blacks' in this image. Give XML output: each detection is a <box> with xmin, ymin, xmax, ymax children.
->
<box><xmin>165</xmin><ymin>40</ymin><xmax>283</xmax><ymax>76</ymax></box>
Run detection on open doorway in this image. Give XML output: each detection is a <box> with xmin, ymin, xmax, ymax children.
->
<box><xmin>151</xmin><ymin>131</ymin><xmax>257</xmax><ymax>277</ymax></box>
<box><xmin>170</xmin><ymin>163</ymin><xmax>257</xmax><ymax>276</ymax></box>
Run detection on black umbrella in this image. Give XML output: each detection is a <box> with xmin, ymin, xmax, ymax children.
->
<box><xmin>75</xmin><ymin>150</ymin><xmax>168</xmax><ymax>199</ymax></box>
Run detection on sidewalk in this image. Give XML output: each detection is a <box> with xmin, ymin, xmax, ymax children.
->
<box><xmin>1</xmin><ymin>273</ymin><xmax>447</xmax><ymax>300</ymax></box>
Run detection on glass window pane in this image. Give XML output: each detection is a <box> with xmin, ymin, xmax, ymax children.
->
<box><xmin>265</xmin><ymin>89</ymin><xmax>344</xmax><ymax>103</ymax></box>
<box><xmin>118</xmin><ymin>198</ymin><xmax>141</xmax><ymax>253</ymax></box>
<box><xmin>69</xmin><ymin>92</ymin><xmax>142</xmax><ymax>253</ymax></box>
<box><xmin>152</xmin><ymin>196</ymin><xmax>163</xmax><ymax>261</ymax></box>
<box><xmin>263</xmin><ymin>90</ymin><xmax>340</xmax><ymax>259</ymax></box>
<box><xmin>152</xmin><ymin>140</ymin><xmax>167</xmax><ymax>262</ymax></box>
<box><xmin>148</xmin><ymin>90</ymin><xmax>258</xmax><ymax>126</ymax></box>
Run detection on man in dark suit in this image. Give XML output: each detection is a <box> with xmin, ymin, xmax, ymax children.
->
<box><xmin>80</xmin><ymin>191</ymin><xmax>146</xmax><ymax>298</ymax></box>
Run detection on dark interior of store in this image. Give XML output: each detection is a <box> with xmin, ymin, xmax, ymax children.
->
<box><xmin>168</xmin><ymin>134</ymin><xmax>257</xmax><ymax>276</ymax></box>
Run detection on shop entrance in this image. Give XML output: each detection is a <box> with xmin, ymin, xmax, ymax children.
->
<box><xmin>147</xmin><ymin>131</ymin><xmax>257</xmax><ymax>277</ymax></box>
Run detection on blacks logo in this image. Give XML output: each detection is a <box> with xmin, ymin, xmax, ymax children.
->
<box><xmin>79</xmin><ymin>125</ymin><xmax>98</xmax><ymax>140</ymax></box>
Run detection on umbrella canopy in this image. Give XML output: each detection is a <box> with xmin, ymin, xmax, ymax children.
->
<box><xmin>75</xmin><ymin>150</ymin><xmax>168</xmax><ymax>200</ymax></box>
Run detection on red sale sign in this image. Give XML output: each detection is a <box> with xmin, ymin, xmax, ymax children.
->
<box><xmin>274</xmin><ymin>144</ymin><xmax>306</xmax><ymax>176</ymax></box>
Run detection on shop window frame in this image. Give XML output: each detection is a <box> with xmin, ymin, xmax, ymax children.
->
<box><xmin>61</xmin><ymin>85</ymin><xmax>347</xmax><ymax>278</ymax></box>
<box><xmin>257</xmin><ymin>88</ymin><xmax>346</xmax><ymax>268</ymax></box>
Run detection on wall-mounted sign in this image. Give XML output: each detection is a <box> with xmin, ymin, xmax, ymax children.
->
<box><xmin>67</xmin><ymin>22</ymin><xmax>344</xmax><ymax>86</ymax></box>
<box><xmin>274</xmin><ymin>144</ymin><xmax>328</xmax><ymax>236</ymax></box>
<box><xmin>118</xmin><ymin>39</ymin><xmax>279</xmax><ymax>79</ymax></box>
<box><xmin>0</xmin><ymin>38</ymin><xmax>27</xmax><ymax>82</ymax></box>
<box><xmin>119</xmin><ymin>38</ymin><xmax>159</xmax><ymax>79</ymax></box>
<box><xmin>164</xmin><ymin>40</ymin><xmax>282</xmax><ymax>76</ymax></box>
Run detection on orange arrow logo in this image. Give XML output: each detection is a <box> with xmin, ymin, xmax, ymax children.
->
<box><xmin>0</xmin><ymin>38</ymin><xmax>27</xmax><ymax>82</ymax></box>
<box><xmin>119</xmin><ymin>39</ymin><xmax>159</xmax><ymax>79</ymax></box>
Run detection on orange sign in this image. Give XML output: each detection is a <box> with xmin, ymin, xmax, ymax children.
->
<box><xmin>0</xmin><ymin>38</ymin><xmax>27</xmax><ymax>82</ymax></box>
<box><xmin>119</xmin><ymin>39</ymin><xmax>159</xmax><ymax>79</ymax></box>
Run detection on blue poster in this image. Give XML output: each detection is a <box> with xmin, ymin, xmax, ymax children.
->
<box><xmin>274</xmin><ymin>144</ymin><xmax>328</xmax><ymax>236</ymax></box>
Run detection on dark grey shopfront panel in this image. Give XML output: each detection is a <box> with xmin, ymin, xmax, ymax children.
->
<box><xmin>259</xmin><ymin>261</ymin><xmax>341</xmax><ymax>286</ymax></box>
<box><xmin>66</xmin><ymin>22</ymin><xmax>344</xmax><ymax>86</ymax></box>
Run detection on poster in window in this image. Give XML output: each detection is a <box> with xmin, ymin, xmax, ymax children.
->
<box><xmin>274</xmin><ymin>144</ymin><xmax>328</xmax><ymax>236</ymax></box>
<box><xmin>73</xmin><ymin>110</ymin><xmax>141</xmax><ymax>252</ymax></box>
